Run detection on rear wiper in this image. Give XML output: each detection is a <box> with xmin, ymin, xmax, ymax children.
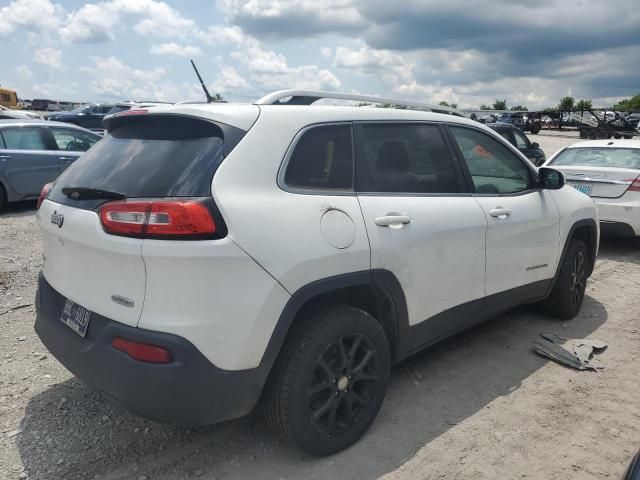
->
<box><xmin>61</xmin><ymin>186</ymin><xmax>126</xmax><ymax>200</ymax></box>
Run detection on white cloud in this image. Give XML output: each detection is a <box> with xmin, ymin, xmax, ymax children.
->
<box><xmin>34</xmin><ymin>47</ymin><xmax>63</xmax><ymax>69</ymax></box>
<box><xmin>60</xmin><ymin>3</ymin><xmax>119</xmax><ymax>43</ymax></box>
<box><xmin>210</xmin><ymin>65</ymin><xmax>250</xmax><ymax>93</ymax></box>
<box><xmin>334</xmin><ymin>45</ymin><xmax>415</xmax><ymax>83</ymax></box>
<box><xmin>217</xmin><ymin>0</ymin><xmax>366</xmax><ymax>35</ymax></box>
<box><xmin>150</xmin><ymin>42</ymin><xmax>203</xmax><ymax>57</ymax></box>
<box><xmin>321</xmin><ymin>47</ymin><xmax>332</xmax><ymax>58</ymax></box>
<box><xmin>15</xmin><ymin>65</ymin><xmax>34</xmax><ymax>80</ymax></box>
<box><xmin>0</xmin><ymin>0</ymin><xmax>63</xmax><ymax>36</ymax></box>
<box><xmin>199</xmin><ymin>25</ymin><xmax>247</xmax><ymax>44</ymax></box>
<box><xmin>79</xmin><ymin>56</ymin><xmax>201</xmax><ymax>101</ymax></box>
<box><xmin>229</xmin><ymin>39</ymin><xmax>340</xmax><ymax>91</ymax></box>
<box><xmin>60</xmin><ymin>0</ymin><xmax>197</xmax><ymax>43</ymax></box>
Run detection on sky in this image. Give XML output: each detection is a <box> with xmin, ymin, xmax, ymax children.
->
<box><xmin>0</xmin><ymin>0</ymin><xmax>638</xmax><ymax>109</ymax></box>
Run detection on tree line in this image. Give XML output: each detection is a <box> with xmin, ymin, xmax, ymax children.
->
<box><xmin>463</xmin><ymin>93</ymin><xmax>640</xmax><ymax>112</ymax></box>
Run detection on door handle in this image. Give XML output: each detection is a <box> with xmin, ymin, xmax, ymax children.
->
<box><xmin>0</xmin><ymin>154</ymin><xmax>10</xmax><ymax>161</ymax></box>
<box><xmin>489</xmin><ymin>207</ymin><xmax>511</xmax><ymax>219</ymax></box>
<box><xmin>374</xmin><ymin>215</ymin><xmax>411</xmax><ymax>227</ymax></box>
<box><xmin>58</xmin><ymin>156</ymin><xmax>74</xmax><ymax>161</ymax></box>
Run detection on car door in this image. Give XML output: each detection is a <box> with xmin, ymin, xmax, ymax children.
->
<box><xmin>0</xmin><ymin>126</ymin><xmax>61</xmax><ymax>197</ymax></box>
<box><xmin>47</xmin><ymin>126</ymin><xmax>100</xmax><ymax>171</ymax></box>
<box><xmin>354</xmin><ymin>122</ymin><xmax>488</xmax><ymax>346</ymax></box>
<box><xmin>447</xmin><ymin>125</ymin><xmax>560</xmax><ymax>304</ymax></box>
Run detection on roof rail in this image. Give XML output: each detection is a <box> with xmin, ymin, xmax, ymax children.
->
<box><xmin>255</xmin><ymin>89</ymin><xmax>465</xmax><ymax>117</ymax></box>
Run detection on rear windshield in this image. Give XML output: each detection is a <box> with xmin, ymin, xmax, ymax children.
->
<box><xmin>49</xmin><ymin>116</ymin><xmax>228</xmax><ymax>204</ymax></box>
<box><xmin>551</xmin><ymin>147</ymin><xmax>640</xmax><ymax>170</ymax></box>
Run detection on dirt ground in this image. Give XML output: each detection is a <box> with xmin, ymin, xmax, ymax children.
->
<box><xmin>1</xmin><ymin>133</ymin><xmax>639</xmax><ymax>480</ymax></box>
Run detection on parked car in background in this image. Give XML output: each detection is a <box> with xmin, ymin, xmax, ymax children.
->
<box><xmin>34</xmin><ymin>90</ymin><xmax>598</xmax><ymax>456</ymax></box>
<box><xmin>47</xmin><ymin>103</ymin><xmax>115</xmax><ymax>131</ymax></box>
<box><xmin>625</xmin><ymin>113</ymin><xmax>640</xmax><ymax>129</ymax></box>
<box><xmin>105</xmin><ymin>101</ymin><xmax>170</xmax><ymax>116</ymax></box>
<box><xmin>32</xmin><ymin>99</ymin><xmax>62</xmax><ymax>112</ymax></box>
<box><xmin>546</xmin><ymin>139</ymin><xmax>640</xmax><ymax>237</ymax></box>
<box><xmin>487</xmin><ymin>122</ymin><xmax>546</xmax><ymax>165</ymax></box>
<box><xmin>0</xmin><ymin>119</ymin><xmax>101</xmax><ymax>209</ymax></box>
<box><xmin>0</xmin><ymin>105</ymin><xmax>42</xmax><ymax>120</ymax></box>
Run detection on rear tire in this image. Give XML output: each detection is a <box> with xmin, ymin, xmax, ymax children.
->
<box><xmin>541</xmin><ymin>239</ymin><xmax>588</xmax><ymax>319</ymax></box>
<box><xmin>264</xmin><ymin>306</ymin><xmax>390</xmax><ymax>456</ymax></box>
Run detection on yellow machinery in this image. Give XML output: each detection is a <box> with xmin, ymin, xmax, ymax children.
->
<box><xmin>0</xmin><ymin>87</ymin><xmax>22</xmax><ymax>109</ymax></box>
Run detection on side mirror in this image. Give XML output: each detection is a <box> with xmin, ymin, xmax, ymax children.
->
<box><xmin>531</xmin><ymin>142</ymin><xmax>540</xmax><ymax>149</ymax></box>
<box><xmin>538</xmin><ymin>167</ymin><xmax>564</xmax><ymax>189</ymax></box>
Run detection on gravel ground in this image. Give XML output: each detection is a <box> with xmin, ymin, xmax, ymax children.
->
<box><xmin>1</xmin><ymin>134</ymin><xmax>639</xmax><ymax>480</ymax></box>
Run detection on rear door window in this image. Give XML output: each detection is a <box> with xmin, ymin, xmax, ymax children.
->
<box><xmin>48</xmin><ymin>116</ymin><xmax>238</xmax><ymax>206</ymax></box>
<box><xmin>1</xmin><ymin>127</ymin><xmax>48</xmax><ymax>150</ymax></box>
<box><xmin>355</xmin><ymin>123</ymin><xmax>462</xmax><ymax>194</ymax></box>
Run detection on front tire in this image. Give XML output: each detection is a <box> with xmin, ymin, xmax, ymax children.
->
<box><xmin>265</xmin><ymin>306</ymin><xmax>390</xmax><ymax>456</ymax></box>
<box><xmin>542</xmin><ymin>239</ymin><xmax>589</xmax><ymax>319</ymax></box>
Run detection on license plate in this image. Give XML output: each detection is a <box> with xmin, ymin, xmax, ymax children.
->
<box><xmin>569</xmin><ymin>182</ymin><xmax>592</xmax><ymax>196</ymax></box>
<box><xmin>60</xmin><ymin>299</ymin><xmax>91</xmax><ymax>338</ymax></box>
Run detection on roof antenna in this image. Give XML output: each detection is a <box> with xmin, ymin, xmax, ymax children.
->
<box><xmin>190</xmin><ymin>59</ymin><xmax>214</xmax><ymax>103</ymax></box>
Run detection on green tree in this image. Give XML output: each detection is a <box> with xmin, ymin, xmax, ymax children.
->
<box><xmin>614</xmin><ymin>94</ymin><xmax>640</xmax><ymax>111</ymax></box>
<box><xmin>480</xmin><ymin>104</ymin><xmax>492</xmax><ymax>110</ymax></box>
<box><xmin>557</xmin><ymin>96</ymin><xmax>575</xmax><ymax>112</ymax></box>
<box><xmin>510</xmin><ymin>105</ymin><xmax>528</xmax><ymax>111</ymax></box>
<box><xmin>450</xmin><ymin>103</ymin><xmax>458</xmax><ymax>109</ymax></box>
<box><xmin>438</xmin><ymin>101</ymin><xmax>449</xmax><ymax>107</ymax></box>
<box><xmin>575</xmin><ymin>99</ymin><xmax>592</xmax><ymax>111</ymax></box>
<box><xmin>492</xmin><ymin>99</ymin><xmax>507</xmax><ymax>110</ymax></box>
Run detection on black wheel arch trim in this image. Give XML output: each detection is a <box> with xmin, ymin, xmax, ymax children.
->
<box><xmin>545</xmin><ymin>218</ymin><xmax>598</xmax><ymax>297</ymax></box>
<box><xmin>258</xmin><ymin>270</ymin><xmax>407</xmax><ymax>371</ymax></box>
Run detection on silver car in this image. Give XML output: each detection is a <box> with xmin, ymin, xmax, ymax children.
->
<box><xmin>0</xmin><ymin>119</ymin><xmax>101</xmax><ymax>209</ymax></box>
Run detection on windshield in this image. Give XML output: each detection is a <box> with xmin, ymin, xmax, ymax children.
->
<box><xmin>551</xmin><ymin>147</ymin><xmax>640</xmax><ymax>170</ymax></box>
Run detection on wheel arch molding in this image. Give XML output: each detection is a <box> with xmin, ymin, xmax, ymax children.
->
<box><xmin>547</xmin><ymin>218</ymin><xmax>598</xmax><ymax>296</ymax></box>
<box><xmin>258</xmin><ymin>270</ymin><xmax>410</xmax><ymax>373</ymax></box>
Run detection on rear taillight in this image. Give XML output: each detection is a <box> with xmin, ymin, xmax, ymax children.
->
<box><xmin>100</xmin><ymin>199</ymin><xmax>216</xmax><ymax>239</ymax></box>
<box><xmin>626</xmin><ymin>176</ymin><xmax>640</xmax><ymax>192</ymax></box>
<box><xmin>112</xmin><ymin>337</ymin><xmax>173</xmax><ymax>363</ymax></box>
<box><xmin>37</xmin><ymin>183</ymin><xmax>53</xmax><ymax>209</ymax></box>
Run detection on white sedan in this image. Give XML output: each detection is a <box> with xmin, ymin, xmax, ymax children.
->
<box><xmin>0</xmin><ymin>105</ymin><xmax>42</xmax><ymax>120</ymax></box>
<box><xmin>545</xmin><ymin>139</ymin><xmax>640</xmax><ymax>237</ymax></box>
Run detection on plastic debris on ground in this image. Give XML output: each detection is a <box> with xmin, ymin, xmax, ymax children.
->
<box><xmin>533</xmin><ymin>332</ymin><xmax>607</xmax><ymax>371</ymax></box>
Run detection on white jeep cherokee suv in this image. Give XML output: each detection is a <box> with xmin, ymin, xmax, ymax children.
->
<box><xmin>35</xmin><ymin>90</ymin><xmax>598</xmax><ymax>456</ymax></box>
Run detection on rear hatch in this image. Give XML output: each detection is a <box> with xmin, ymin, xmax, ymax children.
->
<box><xmin>39</xmin><ymin>110</ymin><xmax>255</xmax><ymax>327</ymax></box>
<box><xmin>550</xmin><ymin>146</ymin><xmax>640</xmax><ymax>198</ymax></box>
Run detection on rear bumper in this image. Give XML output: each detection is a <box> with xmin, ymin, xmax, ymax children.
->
<box><xmin>595</xmin><ymin>197</ymin><xmax>640</xmax><ymax>236</ymax></box>
<box><xmin>34</xmin><ymin>273</ymin><xmax>266</xmax><ymax>425</ymax></box>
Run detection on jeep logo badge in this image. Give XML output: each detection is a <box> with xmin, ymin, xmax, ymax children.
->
<box><xmin>50</xmin><ymin>211</ymin><xmax>64</xmax><ymax>228</ymax></box>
